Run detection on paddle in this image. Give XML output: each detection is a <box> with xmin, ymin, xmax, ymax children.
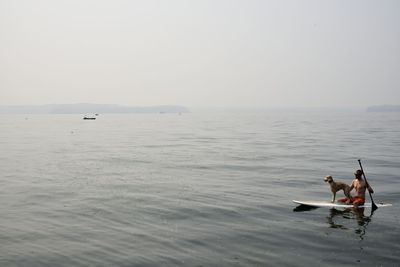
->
<box><xmin>358</xmin><ymin>159</ymin><xmax>378</xmax><ymax>211</ymax></box>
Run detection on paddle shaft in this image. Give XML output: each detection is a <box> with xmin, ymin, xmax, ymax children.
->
<box><xmin>358</xmin><ymin>159</ymin><xmax>378</xmax><ymax>210</ymax></box>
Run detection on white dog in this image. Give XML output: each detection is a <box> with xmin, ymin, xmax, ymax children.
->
<box><xmin>324</xmin><ymin>175</ymin><xmax>352</xmax><ymax>203</ymax></box>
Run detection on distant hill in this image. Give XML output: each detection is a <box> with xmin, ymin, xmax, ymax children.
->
<box><xmin>0</xmin><ymin>104</ymin><xmax>190</xmax><ymax>114</ymax></box>
<box><xmin>367</xmin><ymin>105</ymin><xmax>400</xmax><ymax>112</ymax></box>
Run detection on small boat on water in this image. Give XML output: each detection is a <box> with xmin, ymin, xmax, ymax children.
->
<box><xmin>83</xmin><ymin>117</ymin><xmax>96</xmax><ymax>120</ymax></box>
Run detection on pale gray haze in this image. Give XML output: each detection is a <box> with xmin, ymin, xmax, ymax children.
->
<box><xmin>1</xmin><ymin>0</ymin><xmax>399</xmax><ymax>108</ymax></box>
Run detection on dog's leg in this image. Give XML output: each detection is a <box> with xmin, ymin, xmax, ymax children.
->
<box><xmin>332</xmin><ymin>192</ymin><xmax>336</xmax><ymax>203</ymax></box>
<box><xmin>344</xmin><ymin>188</ymin><xmax>352</xmax><ymax>204</ymax></box>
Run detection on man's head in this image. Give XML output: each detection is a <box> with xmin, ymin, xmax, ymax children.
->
<box><xmin>354</xmin><ymin>169</ymin><xmax>363</xmax><ymax>179</ymax></box>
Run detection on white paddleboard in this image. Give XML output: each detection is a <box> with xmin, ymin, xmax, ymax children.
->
<box><xmin>293</xmin><ymin>200</ymin><xmax>392</xmax><ymax>208</ymax></box>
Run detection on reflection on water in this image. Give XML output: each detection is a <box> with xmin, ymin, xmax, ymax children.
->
<box><xmin>293</xmin><ymin>205</ymin><xmax>372</xmax><ymax>240</ymax></box>
<box><xmin>293</xmin><ymin>204</ymin><xmax>318</xmax><ymax>212</ymax></box>
<box><xmin>327</xmin><ymin>207</ymin><xmax>372</xmax><ymax>240</ymax></box>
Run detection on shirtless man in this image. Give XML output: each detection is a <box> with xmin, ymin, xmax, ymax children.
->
<box><xmin>349</xmin><ymin>169</ymin><xmax>374</xmax><ymax>206</ymax></box>
<box><xmin>338</xmin><ymin>169</ymin><xmax>374</xmax><ymax>206</ymax></box>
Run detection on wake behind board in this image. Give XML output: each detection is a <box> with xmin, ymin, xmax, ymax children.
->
<box><xmin>293</xmin><ymin>200</ymin><xmax>392</xmax><ymax>209</ymax></box>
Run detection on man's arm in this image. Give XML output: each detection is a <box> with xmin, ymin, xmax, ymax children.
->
<box><xmin>349</xmin><ymin>179</ymin><xmax>355</xmax><ymax>191</ymax></box>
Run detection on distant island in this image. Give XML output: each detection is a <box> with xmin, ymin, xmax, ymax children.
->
<box><xmin>367</xmin><ymin>105</ymin><xmax>400</xmax><ymax>112</ymax></box>
<box><xmin>0</xmin><ymin>104</ymin><xmax>190</xmax><ymax>114</ymax></box>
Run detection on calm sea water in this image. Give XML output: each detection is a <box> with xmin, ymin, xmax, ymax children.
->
<box><xmin>0</xmin><ymin>111</ymin><xmax>399</xmax><ymax>266</ymax></box>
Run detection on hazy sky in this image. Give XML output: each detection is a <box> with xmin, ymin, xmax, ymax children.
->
<box><xmin>1</xmin><ymin>0</ymin><xmax>399</xmax><ymax>108</ymax></box>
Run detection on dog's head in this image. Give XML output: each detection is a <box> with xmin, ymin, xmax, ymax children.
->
<box><xmin>324</xmin><ymin>175</ymin><xmax>333</xmax><ymax>183</ymax></box>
